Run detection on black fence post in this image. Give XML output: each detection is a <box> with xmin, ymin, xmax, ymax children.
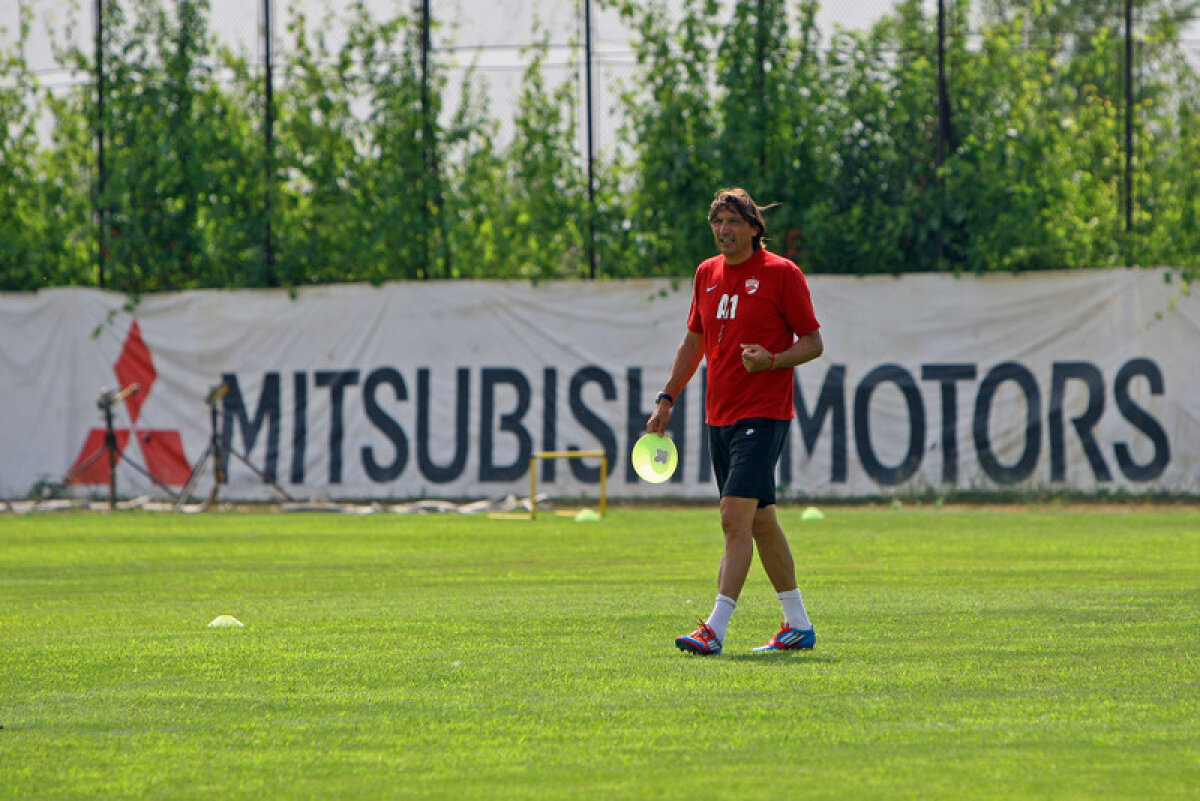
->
<box><xmin>94</xmin><ymin>0</ymin><xmax>106</xmax><ymax>289</ymax></box>
<box><xmin>263</xmin><ymin>0</ymin><xmax>275</xmax><ymax>283</ymax></box>
<box><xmin>584</xmin><ymin>0</ymin><xmax>597</xmax><ymax>279</ymax></box>
<box><xmin>417</xmin><ymin>0</ymin><xmax>447</xmax><ymax>279</ymax></box>
<box><xmin>1123</xmin><ymin>0</ymin><xmax>1135</xmax><ymax>266</ymax></box>
<box><xmin>935</xmin><ymin>0</ymin><xmax>952</xmax><ymax>271</ymax></box>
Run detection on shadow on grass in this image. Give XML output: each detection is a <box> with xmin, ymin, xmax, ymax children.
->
<box><xmin>720</xmin><ymin>651</ymin><xmax>840</xmax><ymax>665</ymax></box>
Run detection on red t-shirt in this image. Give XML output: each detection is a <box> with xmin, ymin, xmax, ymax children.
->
<box><xmin>686</xmin><ymin>249</ymin><xmax>820</xmax><ymax>426</ymax></box>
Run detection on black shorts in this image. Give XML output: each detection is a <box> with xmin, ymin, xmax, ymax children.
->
<box><xmin>708</xmin><ymin>417</ymin><xmax>790</xmax><ymax>508</ymax></box>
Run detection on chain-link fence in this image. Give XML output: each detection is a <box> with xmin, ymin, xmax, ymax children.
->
<box><xmin>2</xmin><ymin>0</ymin><xmax>1199</xmax><ymax>287</ymax></box>
<box><xmin>10</xmin><ymin>1</ymin><xmax>1195</xmax><ymax>150</ymax></box>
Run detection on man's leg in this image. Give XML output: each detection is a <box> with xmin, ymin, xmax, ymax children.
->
<box><xmin>752</xmin><ymin>505</ymin><xmax>797</xmax><ymax>592</ymax></box>
<box><xmin>675</xmin><ymin>494</ymin><xmax>758</xmax><ymax>655</ymax></box>
<box><xmin>753</xmin><ymin>505</ymin><xmax>814</xmax><ymax>645</ymax></box>
<box><xmin>676</xmin><ymin>424</ymin><xmax>748</xmax><ymax>655</ymax></box>
<box><xmin>717</xmin><ymin>495</ymin><xmax>760</xmax><ymax>599</ymax></box>
<box><xmin>701</xmin><ymin>495</ymin><xmax>757</xmax><ymax>642</ymax></box>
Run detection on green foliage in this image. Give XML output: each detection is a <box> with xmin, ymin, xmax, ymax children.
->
<box><xmin>492</xmin><ymin>39</ymin><xmax>589</xmax><ymax>279</ymax></box>
<box><xmin>0</xmin><ymin>6</ymin><xmax>91</xmax><ymax>290</ymax></box>
<box><xmin>1124</xmin><ymin>5</ymin><xmax>1200</xmax><ymax>270</ymax></box>
<box><xmin>86</xmin><ymin>0</ymin><xmax>264</xmax><ymax>291</ymax></box>
<box><xmin>0</xmin><ymin>7</ymin><xmax>49</xmax><ymax>290</ymax></box>
<box><xmin>715</xmin><ymin>0</ymin><xmax>823</xmax><ymax>268</ymax></box>
<box><xmin>802</xmin><ymin>17</ymin><xmax>941</xmax><ymax>274</ymax></box>
<box><xmin>28</xmin><ymin>91</ymin><xmax>95</xmax><ymax>288</ymax></box>
<box><xmin>613</xmin><ymin>0</ymin><xmax>1200</xmax><ymax>277</ymax></box>
<box><xmin>1139</xmin><ymin>55</ymin><xmax>1200</xmax><ymax>269</ymax></box>
<box><xmin>441</xmin><ymin>74</ymin><xmax>507</xmax><ymax>277</ymax></box>
<box><xmin>0</xmin><ymin>0</ymin><xmax>1199</xmax><ymax>288</ymax></box>
<box><xmin>356</xmin><ymin>6</ymin><xmax>443</xmax><ymax>282</ymax></box>
<box><xmin>938</xmin><ymin>10</ymin><xmax>1120</xmax><ymax>272</ymax></box>
<box><xmin>272</xmin><ymin>6</ymin><xmax>368</xmax><ymax>285</ymax></box>
<box><xmin>615</xmin><ymin>0</ymin><xmax>722</xmax><ymax>274</ymax></box>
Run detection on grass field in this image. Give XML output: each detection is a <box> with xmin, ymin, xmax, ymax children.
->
<box><xmin>1</xmin><ymin>505</ymin><xmax>1197</xmax><ymax>799</ymax></box>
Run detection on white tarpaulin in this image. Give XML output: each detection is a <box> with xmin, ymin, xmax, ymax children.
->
<box><xmin>1</xmin><ymin>270</ymin><xmax>1197</xmax><ymax>501</ymax></box>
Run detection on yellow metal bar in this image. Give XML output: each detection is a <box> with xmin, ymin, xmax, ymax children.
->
<box><xmin>530</xmin><ymin>456</ymin><xmax>538</xmax><ymax>518</ymax></box>
<box><xmin>534</xmin><ymin>450</ymin><xmax>605</xmax><ymax>459</ymax></box>
<box><xmin>527</xmin><ymin>449</ymin><xmax>608</xmax><ymax>519</ymax></box>
<box><xmin>600</xmin><ymin>454</ymin><xmax>607</xmax><ymax>517</ymax></box>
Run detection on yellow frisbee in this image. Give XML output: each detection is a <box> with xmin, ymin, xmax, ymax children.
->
<box><xmin>631</xmin><ymin>433</ymin><xmax>678</xmax><ymax>484</ymax></box>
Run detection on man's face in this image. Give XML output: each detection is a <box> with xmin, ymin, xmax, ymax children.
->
<box><xmin>709</xmin><ymin>205</ymin><xmax>756</xmax><ymax>264</ymax></box>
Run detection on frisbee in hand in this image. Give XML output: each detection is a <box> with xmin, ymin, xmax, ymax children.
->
<box><xmin>631</xmin><ymin>433</ymin><xmax>678</xmax><ymax>484</ymax></box>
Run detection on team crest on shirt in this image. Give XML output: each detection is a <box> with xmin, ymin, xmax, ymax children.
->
<box><xmin>745</xmin><ymin>278</ymin><xmax>760</xmax><ymax>294</ymax></box>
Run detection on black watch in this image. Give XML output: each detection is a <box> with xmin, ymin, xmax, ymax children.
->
<box><xmin>655</xmin><ymin>391</ymin><xmax>674</xmax><ymax>406</ymax></box>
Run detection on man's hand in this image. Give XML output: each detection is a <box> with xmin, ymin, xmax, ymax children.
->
<box><xmin>740</xmin><ymin>343</ymin><xmax>774</xmax><ymax>373</ymax></box>
<box><xmin>647</xmin><ymin>400</ymin><xmax>671</xmax><ymax>435</ymax></box>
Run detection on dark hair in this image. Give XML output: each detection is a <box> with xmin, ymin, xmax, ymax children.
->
<box><xmin>708</xmin><ymin>187</ymin><xmax>777</xmax><ymax>250</ymax></box>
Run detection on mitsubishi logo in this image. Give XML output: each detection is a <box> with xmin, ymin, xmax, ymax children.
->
<box><xmin>67</xmin><ymin>321</ymin><xmax>191</xmax><ymax>486</ymax></box>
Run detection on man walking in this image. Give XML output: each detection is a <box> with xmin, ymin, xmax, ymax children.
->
<box><xmin>646</xmin><ymin>187</ymin><xmax>824</xmax><ymax>655</ymax></box>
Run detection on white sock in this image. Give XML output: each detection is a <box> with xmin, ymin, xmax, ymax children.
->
<box><xmin>777</xmin><ymin>588</ymin><xmax>812</xmax><ymax>631</ymax></box>
<box><xmin>705</xmin><ymin>594</ymin><xmax>737</xmax><ymax>641</ymax></box>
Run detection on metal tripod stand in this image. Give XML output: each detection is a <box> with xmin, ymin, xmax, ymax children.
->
<box><xmin>62</xmin><ymin>383</ymin><xmax>180</xmax><ymax>510</ymax></box>
<box><xmin>176</xmin><ymin>380</ymin><xmax>294</xmax><ymax>509</ymax></box>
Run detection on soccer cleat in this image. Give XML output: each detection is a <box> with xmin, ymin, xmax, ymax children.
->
<box><xmin>753</xmin><ymin>621</ymin><xmax>816</xmax><ymax>652</ymax></box>
<box><xmin>675</xmin><ymin>620</ymin><xmax>722</xmax><ymax>656</ymax></box>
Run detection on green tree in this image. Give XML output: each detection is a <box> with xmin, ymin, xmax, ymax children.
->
<box><xmin>7</xmin><ymin>0</ymin><xmax>1200</xmax><ymax>288</ymax></box>
<box><xmin>354</xmin><ymin>2</ymin><xmax>447</xmax><ymax>281</ymax></box>
<box><xmin>613</xmin><ymin>0</ymin><xmax>722</xmax><ymax>274</ymax></box>
<box><xmin>801</xmin><ymin>9</ymin><xmax>940</xmax><ymax>274</ymax></box>
<box><xmin>714</xmin><ymin>0</ymin><xmax>823</xmax><ymax>267</ymax></box>
<box><xmin>272</xmin><ymin>6</ymin><xmax>365</xmax><ymax>286</ymax></box>
<box><xmin>274</xmin><ymin>2</ymin><xmax>462</xmax><ymax>284</ymax></box>
<box><xmin>932</xmin><ymin>0</ymin><xmax>1199</xmax><ymax>271</ymax></box>
<box><xmin>588</xmin><ymin>157</ymin><xmax>638</xmax><ymax>278</ymax></box>
<box><xmin>441</xmin><ymin>72</ymin><xmax>507</xmax><ymax>277</ymax></box>
<box><xmin>1137</xmin><ymin>35</ymin><xmax>1200</xmax><ymax>271</ymax></box>
<box><xmin>97</xmin><ymin>0</ymin><xmax>191</xmax><ymax>290</ymax></box>
<box><xmin>54</xmin><ymin>0</ymin><xmax>268</xmax><ymax>292</ymax></box>
<box><xmin>0</xmin><ymin>7</ymin><xmax>51</xmax><ymax>289</ymax></box>
<box><xmin>191</xmin><ymin>45</ymin><xmax>269</xmax><ymax>289</ymax></box>
<box><xmin>975</xmin><ymin>0</ymin><xmax>1200</xmax><ymax>49</ymax></box>
<box><xmin>495</xmin><ymin>39</ymin><xmax>588</xmax><ymax>278</ymax></box>
<box><xmin>938</xmin><ymin>5</ymin><xmax>1124</xmax><ymax>272</ymax></box>
<box><xmin>35</xmin><ymin>66</ymin><xmax>95</xmax><ymax>288</ymax></box>
<box><xmin>0</xmin><ymin>6</ymin><xmax>93</xmax><ymax>289</ymax></box>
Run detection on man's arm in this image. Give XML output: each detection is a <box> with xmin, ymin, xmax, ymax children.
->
<box><xmin>740</xmin><ymin>329</ymin><xmax>823</xmax><ymax>373</ymax></box>
<box><xmin>647</xmin><ymin>330</ymin><xmax>705</xmax><ymax>434</ymax></box>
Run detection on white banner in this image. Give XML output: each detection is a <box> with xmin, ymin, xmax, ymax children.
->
<box><xmin>1</xmin><ymin>270</ymin><xmax>1197</xmax><ymax>501</ymax></box>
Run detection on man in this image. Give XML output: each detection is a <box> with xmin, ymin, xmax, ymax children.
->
<box><xmin>646</xmin><ymin>187</ymin><xmax>824</xmax><ymax>656</ymax></box>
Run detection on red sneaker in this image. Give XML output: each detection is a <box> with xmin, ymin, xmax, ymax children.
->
<box><xmin>675</xmin><ymin>620</ymin><xmax>723</xmax><ymax>656</ymax></box>
<box><xmin>753</xmin><ymin>621</ymin><xmax>816</xmax><ymax>652</ymax></box>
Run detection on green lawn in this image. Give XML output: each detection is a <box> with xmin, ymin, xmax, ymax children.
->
<box><xmin>1</xmin><ymin>506</ymin><xmax>1197</xmax><ymax>799</ymax></box>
